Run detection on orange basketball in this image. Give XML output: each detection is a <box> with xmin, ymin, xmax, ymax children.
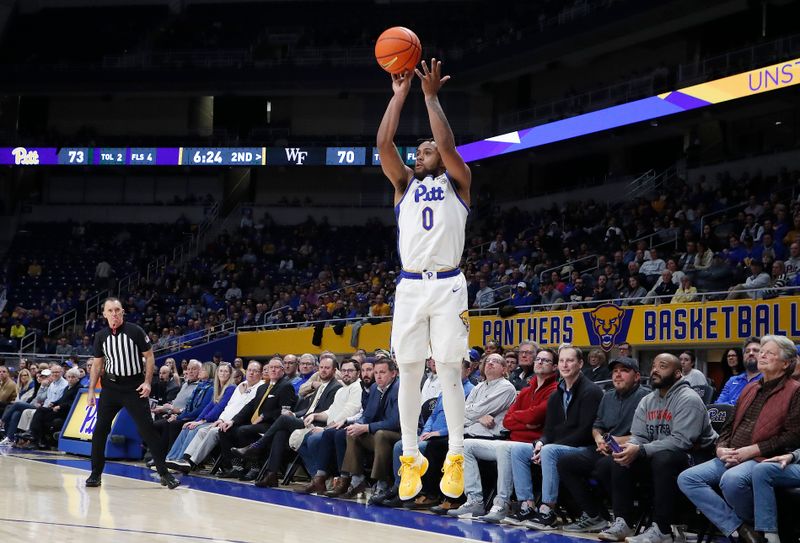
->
<box><xmin>375</xmin><ymin>27</ymin><xmax>422</xmax><ymax>74</ymax></box>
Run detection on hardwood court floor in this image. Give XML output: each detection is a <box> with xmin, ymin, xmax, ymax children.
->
<box><xmin>0</xmin><ymin>449</ymin><xmax>601</xmax><ymax>543</ymax></box>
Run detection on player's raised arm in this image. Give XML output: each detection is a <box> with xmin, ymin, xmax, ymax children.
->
<box><xmin>377</xmin><ymin>71</ymin><xmax>415</xmax><ymax>196</ymax></box>
<box><xmin>415</xmin><ymin>58</ymin><xmax>471</xmax><ymax>202</ymax></box>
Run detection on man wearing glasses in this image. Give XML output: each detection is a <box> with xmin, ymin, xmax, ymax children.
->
<box><xmin>448</xmin><ymin>352</ymin><xmax>549</xmax><ymax>520</ymax></box>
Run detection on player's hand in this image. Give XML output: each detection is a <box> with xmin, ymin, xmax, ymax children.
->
<box><xmin>415</xmin><ymin>58</ymin><xmax>450</xmax><ymax>98</ymax></box>
<box><xmin>87</xmin><ymin>390</ymin><xmax>96</xmax><ymax>407</ymax></box>
<box><xmin>137</xmin><ymin>381</ymin><xmax>151</xmax><ymax>398</ymax></box>
<box><xmin>391</xmin><ymin>70</ymin><xmax>414</xmax><ymax>97</ymax></box>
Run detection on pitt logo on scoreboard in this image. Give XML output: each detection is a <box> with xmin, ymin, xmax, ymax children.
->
<box><xmin>583</xmin><ymin>304</ymin><xmax>634</xmax><ymax>352</ymax></box>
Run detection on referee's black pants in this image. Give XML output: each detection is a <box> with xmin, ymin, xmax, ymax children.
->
<box><xmin>90</xmin><ymin>375</ymin><xmax>169</xmax><ymax>477</ymax></box>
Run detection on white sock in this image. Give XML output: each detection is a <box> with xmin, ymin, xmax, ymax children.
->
<box><xmin>765</xmin><ymin>533</ymin><xmax>781</xmax><ymax>543</ymax></box>
<box><xmin>437</xmin><ymin>361</ymin><xmax>465</xmax><ymax>454</ymax></box>
<box><xmin>398</xmin><ymin>362</ymin><xmax>425</xmax><ymax>457</ymax></box>
<box><xmin>540</xmin><ymin>504</ymin><xmax>552</xmax><ymax>514</ymax></box>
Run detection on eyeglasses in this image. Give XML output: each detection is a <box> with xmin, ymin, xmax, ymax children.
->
<box><xmin>534</xmin><ymin>357</ymin><xmax>554</xmax><ymax>364</ymax></box>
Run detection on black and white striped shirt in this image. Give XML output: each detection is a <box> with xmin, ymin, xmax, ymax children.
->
<box><xmin>92</xmin><ymin>321</ymin><xmax>152</xmax><ymax>377</ymax></box>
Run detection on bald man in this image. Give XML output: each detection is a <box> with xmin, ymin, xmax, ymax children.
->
<box><xmin>596</xmin><ymin>353</ymin><xmax>717</xmax><ymax>543</ymax></box>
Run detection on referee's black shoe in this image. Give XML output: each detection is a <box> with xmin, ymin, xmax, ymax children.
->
<box><xmin>85</xmin><ymin>474</ymin><xmax>102</xmax><ymax>487</ymax></box>
<box><xmin>160</xmin><ymin>472</ymin><xmax>181</xmax><ymax>489</ymax></box>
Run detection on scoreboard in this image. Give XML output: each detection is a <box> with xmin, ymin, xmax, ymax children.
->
<box><xmin>2</xmin><ymin>145</ymin><xmax>418</xmax><ymax>167</ymax></box>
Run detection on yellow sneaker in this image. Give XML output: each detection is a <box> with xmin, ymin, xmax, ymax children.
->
<box><xmin>398</xmin><ymin>454</ymin><xmax>429</xmax><ymax>501</ymax></box>
<box><xmin>440</xmin><ymin>453</ymin><xmax>465</xmax><ymax>498</ymax></box>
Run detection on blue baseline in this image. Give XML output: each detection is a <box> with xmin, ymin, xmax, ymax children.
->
<box><xmin>31</xmin><ymin>456</ymin><xmax>586</xmax><ymax>543</ymax></box>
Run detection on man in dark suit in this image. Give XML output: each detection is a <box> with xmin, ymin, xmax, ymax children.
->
<box><xmin>326</xmin><ymin>357</ymin><xmax>400</xmax><ymax>498</ymax></box>
<box><xmin>217</xmin><ymin>357</ymin><xmax>297</xmax><ymax>479</ymax></box>
<box><xmin>232</xmin><ymin>356</ymin><xmax>342</xmax><ymax>487</ymax></box>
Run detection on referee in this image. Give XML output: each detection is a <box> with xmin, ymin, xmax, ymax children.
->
<box><xmin>85</xmin><ymin>297</ymin><xmax>180</xmax><ymax>489</ymax></box>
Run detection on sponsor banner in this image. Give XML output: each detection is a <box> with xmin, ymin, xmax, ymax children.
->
<box><xmin>237</xmin><ymin>298</ymin><xmax>800</xmax><ymax>356</ymax></box>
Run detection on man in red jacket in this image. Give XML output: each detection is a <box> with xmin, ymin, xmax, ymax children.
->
<box><xmin>448</xmin><ymin>348</ymin><xmax>558</xmax><ymax>522</ymax></box>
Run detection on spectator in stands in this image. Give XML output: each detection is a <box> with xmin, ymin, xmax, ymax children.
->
<box><xmin>20</xmin><ymin>367</ymin><xmax>81</xmax><ymax>449</ymax></box>
<box><xmin>0</xmin><ymin>368</ymin><xmax>50</xmax><ymax>444</ymax></box>
<box><xmin>723</xmin><ymin>235</ymin><xmax>748</xmax><ymax>265</ymax></box>
<box><xmin>154</xmin><ymin>362</ymin><xmax>215</xmax><ymax>453</ymax></box>
<box><xmin>0</xmin><ymin>366</ymin><xmax>17</xmax><ymax>413</ymax></box>
<box><xmin>582</xmin><ymin>348</ymin><xmax>610</xmax><ymax>383</ymax></box>
<box><xmin>566</xmin><ymin>276</ymin><xmax>592</xmax><ymax>307</ymax></box>
<box><xmin>84</xmin><ymin>311</ymin><xmax>102</xmax><ymax>338</ymax></box>
<box><xmin>763</xmin><ymin>260</ymin><xmax>791</xmax><ymax>299</ymax></box>
<box><xmin>369</xmin><ymin>294</ymin><xmax>391</xmax><ymax>317</ymax></box>
<box><xmin>672</xmin><ymin>274</ymin><xmax>698</xmax><ymax>303</ymax></box>
<box><xmin>728</xmin><ymin>260</ymin><xmax>770</xmax><ymax>300</ymax></box>
<box><xmin>505</xmin><ymin>345</ymin><xmax>603</xmax><ymax>530</ymax></box>
<box><xmin>9</xmin><ymin>320</ymin><xmax>25</xmax><ymax>348</ymax></box>
<box><xmin>643</xmin><ymin>269</ymin><xmax>678</xmax><ymax>305</ymax></box>
<box><xmin>785</xmin><ymin>241</ymin><xmax>800</xmax><ymax>279</ymax></box>
<box><xmin>784</xmin><ymin>213</ymin><xmax>800</xmax><ymax>244</ymax></box>
<box><xmin>164</xmin><ymin>362</ymin><xmax>234</xmax><ymax>468</ymax></box>
<box><xmin>74</xmin><ymin>335</ymin><xmax>93</xmax><ymax>357</ymax></box>
<box><xmin>679</xmin><ymin>351</ymin><xmax>707</xmax><ymax>388</ymax></box>
<box><xmin>741</xmin><ymin>213</ymin><xmax>764</xmax><ymax>242</ymax></box>
<box><xmin>639</xmin><ymin>248</ymin><xmax>666</xmax><ymax>288</ymax></box>
<box><xmin>753</xmin><ymin>233</ymin><xmax>785</xmax><ymax>262</ymax></box>
<box><xmin>175</xmin><ymin>361</ymin><xmax>264</xmax><ymax>472</ymax></box>
<box><xmin>450</xmin><ymin>349</ymin><xmax>557</xmax><ymax>523</ymax></box>
<box><xmin>679</xmin><ymin>335</ymin><xmax>800</xmax><ymax>543</ymax></box>
<box><xmin>509</xmin><ymin>340</ymin><xmax>537</xmax><ymax>390</ymax></box>
<box><xmin>224</xmin><ymin>282</ymin><xmax>242</xmax><ymax>302</ymax></box>
<box><xmin>717</xmin><ymin>346</ymin><xmax>745</xmax><ymax>397</ymax></box>
<box><xmin>54</xmin><ymin>336</ymin><xmax>73</xmax><ymax>356</ymax></box>
<box><xmin>232</xmin><ymin>356</ymin><xmax>341</xmax><ymax>488</ymax></box>
<box><xmin>151</xmin><ymin>364</ymin><xmax>180</xmax><ymax>406</ymax></box>
<box><xmin>326</xmin><ymin>357</ymin><xmax>399</xmax><ymax>499</ymax></box>
<box><xmin>598</xmin><ymin>353</ymin><xmax>717</xmax><ymax>543</ymax></box>
<box><xmin>474</xmin><ymin>278</ymin><xmax>495</xmax><ymax>309</ymax></box>
<box><xmin>590</xmin><ymin>274</ymin><xmax>616</xmax><ymax>306</ymax></box>
<box><xmin>539</xmin><ymin>279</ymin><xmax>564</xmax><ymax>308</ymax></box>
<box><xmin>717</xmin><ymin>338</ymin><xmax>763</xmax><ymax>405</ymax></box>
<box><xmin>292</xmin><ymin>353</ymin><xmax>317</xmax><ymax>394</ymax></box>
<box><xmin>620</xmin><ymin>275</ymin><xmax>647</xmax><ymax>306</ymax></box>
<box><xmin>217</xmin><ymin>358</ymin><xmax>296</xmax><ymax>479</ymax></box>
<box><xmin>297</xmin><ymin>352</ymin><xmax>340</xmax><ymax>403</ymax></box>
<box><xmin>694</xmin><ymin>240</ymin><xmax>714</xmax><ymax>270</ymax></box>
<box><xmin>510</xmin><ymin>282</ymin><xmax>535</xmax><ymax>307</ymax></box>
<box><xmin>152</xmin><ymin>359</ymin><xmax>201</xmax><ymax>419</ymax></box>
<box><xmin>504</xmin><ymin>351</ymin><xmax>518</xmax><ymax>375</ymax></box>
<box><xmin>559</xmin><ymin>355</ymin><xmax>651</xmax><ymax>533</ymax></box>
<box><xmin>13</xmin><ymin>368</ymin><xmax>36</xmax><ymax>406</ymax></box>
<box><xmin>679</xmin><ymin>241</ymin><xmax>697</xmax><ymax>272</ymax></box>
<box><xmin>297</xmin><ymin>358</ymin><xmax>364</xmax><ymax>494</ymax></box>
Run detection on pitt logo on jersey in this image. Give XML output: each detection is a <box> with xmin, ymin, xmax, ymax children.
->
<box><xmin>413</xmin><ymin>184</ymin><xmax>445</xmax><ymax>203</ymax></box>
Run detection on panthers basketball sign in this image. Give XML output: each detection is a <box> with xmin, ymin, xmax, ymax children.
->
<box><xmin>473</xmin><ymin>298</ymin><xmax>800</xmax><ymax>350</ymax></box>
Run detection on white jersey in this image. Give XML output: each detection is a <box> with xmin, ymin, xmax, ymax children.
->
<box><xmin>395</xmin><ymin>172</ymin><xmax>469</xmax><ymax>272</ymax></box>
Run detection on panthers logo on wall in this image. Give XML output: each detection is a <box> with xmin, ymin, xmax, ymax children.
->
<box><xmin>583</xmin><ymin>303</ymin><xmax>633</xmax><ymax>352</ymax></box>
<box><xmin>459</xmin><ymin>310</ymin><xmax>470</xmax><ymax>332</ymax></box>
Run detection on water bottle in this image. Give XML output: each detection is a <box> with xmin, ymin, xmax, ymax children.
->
<box><xmin>603</xmin><ymin>433</ymin><xmax>623</xmax><ymax>453</ymax></box>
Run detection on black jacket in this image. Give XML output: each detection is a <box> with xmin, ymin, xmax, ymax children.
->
<box><xmin>541</xmin><ymin>373</ymin><xmax>603</xmax><ymax>447</ymax></box>
<box><xmin>233</xmin><ymin>376</ymin><xmax>297</xmax><ymax>427</ymax></box>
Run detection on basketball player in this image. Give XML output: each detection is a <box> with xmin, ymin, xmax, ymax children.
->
<box><xmin>376</xmin><ymin>58</ymin><xmax>471</xmax><ymax>501</ymax></box>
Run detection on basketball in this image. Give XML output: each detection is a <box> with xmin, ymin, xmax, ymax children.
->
<box><xmin>374</xmin><ymin>26</ymin><xmax>422</xmax><ymax>74</ymax></box>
